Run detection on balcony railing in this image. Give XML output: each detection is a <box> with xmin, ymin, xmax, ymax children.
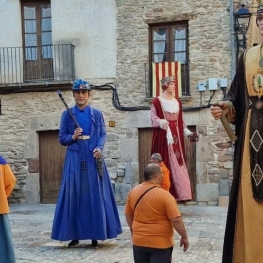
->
<box><xmin>0</xmin><ymin>44</ymin><xmax>75</xmax><ymax>85</ymax></box>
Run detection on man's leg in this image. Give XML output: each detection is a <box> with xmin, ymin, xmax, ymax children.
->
<box><xmin>149</xmin><ymin>246</ymin><xmax>173</xmax><ymax>263</ymax></box>
<box><xmin>133</xmin><ymin>245</ymin><xmax>150</xmax><ymax>263</ymax></box>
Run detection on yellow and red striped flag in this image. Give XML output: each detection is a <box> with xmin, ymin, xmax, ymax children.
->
<box><xmin>151</xmin><ymin>61</ymin><xmax>182</xmax><ymax>97</ymax></box>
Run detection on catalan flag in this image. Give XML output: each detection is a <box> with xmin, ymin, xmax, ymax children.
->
<box><xmin>151</xmin><ymin>61</ymin><xmax>182</xmax><ymax>97</ymax></box>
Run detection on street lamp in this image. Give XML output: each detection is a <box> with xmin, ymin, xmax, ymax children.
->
<box><xmin>234</xmin><ymin>4</ymin><xmax>252</xmax><ymax>62</ymax></box>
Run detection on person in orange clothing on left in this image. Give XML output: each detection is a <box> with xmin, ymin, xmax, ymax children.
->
<box><xmin>150</xmin><ymin>153</ymin><xmax>170</xmax><ymax>191</ymax></box>
<box><xmin>0</xmin><ymin>155</ymin><xmax>16</xmax><ymax>263</ymax></box>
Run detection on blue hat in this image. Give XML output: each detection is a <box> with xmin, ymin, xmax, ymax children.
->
<box><xmin>72</xmin><ymin>79</ymin><xmax>91</xmax><ymax>91</ymax></box>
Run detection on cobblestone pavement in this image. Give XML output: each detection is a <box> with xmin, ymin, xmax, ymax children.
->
<box><xmin>8</xmin><ymin>204</ymin><xmax>227</xmax><ymax>263</ymax></box>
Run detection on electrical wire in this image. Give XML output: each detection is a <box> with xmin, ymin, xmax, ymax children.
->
<box><xmin>207</xmin><ymin>90</ymin><xmax>216</xmax><ymax>105</ymax></box>
<box><xmin>221</xmin><ymin>87</ymin><xmax>227</xmax><ymax>99</ymax></box>
<box><xmin>90</xmin><ymin>83</ymin><xmax>150</xmax><ymax>111</ymax></box>
<box><xmin>0</xmin><ymin>81</ymin><xmax>216</xmax><ymax>113</ymax></box>
<box><xmin>91</xmin><ymin>83</ymin><xmax>213</xmax><ymax>112</ymax></box>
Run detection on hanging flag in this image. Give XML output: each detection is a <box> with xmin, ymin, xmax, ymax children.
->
<box><xmin>151</xmin><ymin>61</ymin><xmax>182</xmax><ymax>98</ymax></box>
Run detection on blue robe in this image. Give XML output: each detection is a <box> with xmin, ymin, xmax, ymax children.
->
<box><xmin>51</xmin><ymin>105</ymin><xmax>122</xmax><ymax>241</ymax></box>
<box><xmin>0</xmin><ymin>214</ymin><xmax>16</xmax><ymax>263</ymax></box>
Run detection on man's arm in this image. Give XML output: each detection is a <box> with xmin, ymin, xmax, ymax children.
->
<box><xmin>125</xmin><ymin>192</ymin><xmax>134</xmax><ymax>232</ymax></box>
<box><xmin>95</xmin><ymin>111</ymin><xmax>107</xmax><ymax>150</ymax></box>
<box><xmin>161</xmin><ymin>167</ymin><xmax>170</xmax><ymax>191</ymax></box>
<box><xmin>125</xmin><ymin>214</ymin><xmax>134</xmax><ymax>231</ymax></box>
<box><xmin>59</xmin><ymin>111</ymin><xmax>76</xmax><ymax>146</ymax></box>
<box><xmin>3</xmin><ymin>165</ymin><xmax>16</xmax><ymax>197</ymax></box>
<box><xmin>170</xmin><ymin>216</ymin><xmax>189</xmax><ymax>252</ymax></box>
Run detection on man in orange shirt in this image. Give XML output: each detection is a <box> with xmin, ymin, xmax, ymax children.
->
<box><xmin>150</xmin><ymin>153</ymin><xmax>170</xmax><ymax>191</ymax></box>
<box><xmin>125</xmin><ymin>163</ymin><xmax>188</xmax><ymax>263</ymax></box>
<box><xmin>0</xmin><ymin>155</ymin><xmax>16</xmax><ymax>263</ymax></box>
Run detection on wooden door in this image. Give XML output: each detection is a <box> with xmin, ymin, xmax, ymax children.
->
<box><xmin>138</xmin><ymin>127</ymin><xmax>196</xmax><ymax>199</ymax></box>
<box><xmin>39</xmin><ymin>130</ymin><xmax>66</xmax><ymax>203</ymax></box>
<box><xmin>21</xmin><ymin>1</ymin><xmax>53</xmax><ymax>81</ymax></box>
<box><xmin>184</xmin><ymin>126</ymin><xmax>197</xmax><ymax>200</ymax></box>
<box><xmin>138</xmin><ymin>128</ymin><xmax>153</xmax><ymax>182</ymax></box>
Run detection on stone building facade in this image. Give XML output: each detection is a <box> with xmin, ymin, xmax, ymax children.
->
<box><xmin>0</xmin><ymin>0</ymin><xmax>241</xmax><ymax>205</ymax></box>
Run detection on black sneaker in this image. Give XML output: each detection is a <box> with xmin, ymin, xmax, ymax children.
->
<box><xmin>91</xmin><ymin>240</ymin><xmax>98</xmax><ymax>248</ymax></box>
<box><xmin>68</xmin><ymin>240</ymin><xmax>79</xmax><ymax>247</ymax></box>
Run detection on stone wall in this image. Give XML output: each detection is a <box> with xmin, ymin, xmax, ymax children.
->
<box><xmin>0</xmin><ymin>92</ymin><xmax>68</xmax><ymax>203</ymax></box>
<box><xmin>1</xmin><ymin>0</ymin><xmax>235</xmax><ymax>205</ymax></box>
<box><xmin>114</xmin><ymin>0</ymin><xmax>233</xmax><ymax>205</ymax></box>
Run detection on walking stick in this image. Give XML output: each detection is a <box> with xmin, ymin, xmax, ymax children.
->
<box><xmin>57</xmin><ymin>90</ymin><xmax>80</xmax><ymax>128</ymax></box>
<box><xmin>57</xmin><ymin>90</ymin><xmax>104</xmax><ymax>177</ymax></box>
<box><xmin>213</xmin><ymin>103</ymin><xmax>237</xmax><ymax>142</ymax></box>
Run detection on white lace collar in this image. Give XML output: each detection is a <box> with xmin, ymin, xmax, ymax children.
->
<box><xmin>158</xmin><ymin>96</ymin><xmax>179</xmax><ymax>113</ymax></box>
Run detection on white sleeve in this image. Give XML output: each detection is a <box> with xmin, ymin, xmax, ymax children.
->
<box><xmin>183</xmin><ymin>128</ymin><xmax>192</xmax><ymax>137</ymax></box>
<box><xmin>159</xmin><ymin>119</ymin><xmax>169</xmax><ymax>129</ymax></box>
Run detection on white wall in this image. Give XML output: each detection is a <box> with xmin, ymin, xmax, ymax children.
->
<box><xmin>0</xmin><ymin>0</ymin><xmax>22</xmax><ymax>47</ymax></box>
<box><xmin>0</xmin><ymin>0</ymin><xmax>117</xmax><ymax>82</ymax></box>
<box><xmin>51</xmin><ymin>0</ymin><xmax>117</xmax><ymax>79</ymax></box>
<box><xmin>0</xmin><ymin>0</ymin><xmax>23</xmax><ymax>83</ymax></box>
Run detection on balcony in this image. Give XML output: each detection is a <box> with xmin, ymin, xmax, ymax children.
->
<box><xmin>0</xmin><ymin>44</ymin><xmax>75</xmax><ymax>92</ymax></box>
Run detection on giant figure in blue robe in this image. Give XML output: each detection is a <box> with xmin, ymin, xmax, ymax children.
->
<box><xmin>51</xmin><ymin>79</ymin><xmax>122</xmax><ymax>247</ymax></box>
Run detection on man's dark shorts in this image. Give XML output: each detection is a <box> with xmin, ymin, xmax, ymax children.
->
<box><xmin>133</xmin><ymin>245</ymin><xmax>173</xmax><ymax>263</ymax></box>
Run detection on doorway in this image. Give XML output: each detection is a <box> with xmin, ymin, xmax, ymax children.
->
<box><xmin>39</xmin><ymin>130</ymin><xmax>66</xmax><ymax>203</ymax></box>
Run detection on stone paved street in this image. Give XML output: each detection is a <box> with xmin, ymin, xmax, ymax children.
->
<box><xmin>8</xmin><ymin>204</ymin><xmax>227</xmax><ymax>263</ymax></box>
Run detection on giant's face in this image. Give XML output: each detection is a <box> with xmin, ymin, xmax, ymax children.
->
<box><xmin>166</xmin><ymin>80</ymin><xmax>176</xmax><ymax>94</ymax></box>
<box><xmin>257</xmin><ymin>14</ymin><xmax>263</xmax><ymax>37</ymax></box>
<box><xmin>73</xmin><ymin>90</ymin><xmax>90</xmax><ymax>107</ymax></box>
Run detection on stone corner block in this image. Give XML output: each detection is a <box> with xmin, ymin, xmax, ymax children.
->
<box><xmin>115</xmin><ymin>183</ymin><xmax>132</xmax><ymax>202</ymax></box>
<box><xmin>218</xmin><ymin>196</ymin><xmax>229</xmax><ymax>207</ymax></box>
<box><xmin>196</xmin><ymin>183</ymin><xmax>219</xmax><ymax>202</ymax></box>
<box><xmin>24</xmin><ymin>132</ymin><xmax>39</xmax><ymax>159</ymax></box>
<box><xmin>125</xmin><ymin>111</ymin><xmax>151</xmax><ymax>128</ymax></box>
<box><xmin>25</xmin><ymin>173</ymin><xmax>40</xmax><ymax>205</ymax></box>
<box><xmin>117</xmin><ymin>169</ymin><xmax>125</xmax><ymax>177</ymax></box>
<box><xmin>120</xmin><ymin>140</ymin><xmax>138</xmax><ymax>162</ymax></box>
<box><xmin>219</xmin><ymin>179</ymin><xmax>230</xmax><ymax>196</ymax></box>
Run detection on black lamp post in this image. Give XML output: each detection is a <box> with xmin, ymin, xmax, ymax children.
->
<box><xmin>234</xmin><ymin>4</ymin><xmax>252</xmax><ymax>62</ymax></box>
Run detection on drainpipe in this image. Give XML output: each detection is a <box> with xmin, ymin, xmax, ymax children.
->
<box><xmin>230</xmin><ymin>0</ymin><xmax>235</xmax><ymax>79</ymax></box>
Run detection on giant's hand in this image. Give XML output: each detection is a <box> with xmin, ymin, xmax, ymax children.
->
<box><xmin>159</xmin><ymin>119</ymin><xmax>169</xmax><ymax>130</ymax></box>
<box><xmin>210</xmin><ymin>101</ymin><xmax>229</xmax><ymax>120</ymax></box>
<box><xmin>93</xmin><ymin>148</ymin><xmax>101</xmax><ymax>159</ymax></box>
<box><xmin>72</xmin><ymin>127</ymin><xmax>83</xmax><ymax>140</ymax></box>
<box><xmin>188</xmin><ymin>132</ymin><xmax>199</xmax><ymax>142</ymax></box>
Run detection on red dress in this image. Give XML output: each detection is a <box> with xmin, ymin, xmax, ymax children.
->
<box><xmin>151</xmin><ymin>97</ymin><xmax>192</xmax><ymax>201</ymax></box>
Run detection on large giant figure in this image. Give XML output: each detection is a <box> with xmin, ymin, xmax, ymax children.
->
<box><xmin>51</xmin><ymin>79</ymin><xmax>122</xmax><ymax>248</ymax></box>
<box><xmin>151</xmin><ymin>76</ymin><xmax>198</xmax><ymax>201</ymax></box>
<box><xmin>210</xmin><ymin>6</ymin><xmax>263</xmax><ymax>263</ymax></box>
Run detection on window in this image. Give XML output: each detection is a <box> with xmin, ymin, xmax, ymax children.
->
<box><xmin>21</xmin><ymin>1</ymin><xmax>53</xmax><ymax>81</ymax></box>
<box><xmin>149</xmin><ymin>22</ymin><xmax>189</xmax><ymax>96</ymax></box>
